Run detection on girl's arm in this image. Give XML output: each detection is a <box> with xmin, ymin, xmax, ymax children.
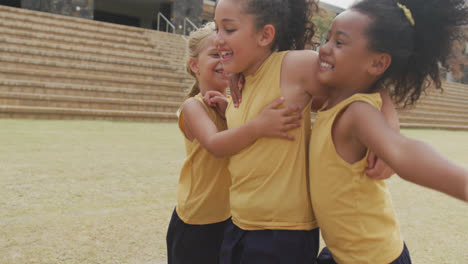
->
<box><xmin>182</xmin><ymin>97</ymin><xmax>302</xmax><ymax>158</ymax></box>
<box><xmin>282</xmin><ymin>50</ymin><xmax>326</xmax><ymax>98</ymax></box>
<box><xmin>346</xmin><ymin>101</ymin><xmax>468</xmax><ymax>202</ymax></box>
<box><xmin>379</xmin><ymin>90</ymin><xmax>400</xmax><ymax>131</ymax></box>
<box><xmin>366</xmin><ymin>91</ymin><xmax>400</xmax><ymax>179</ymax></box>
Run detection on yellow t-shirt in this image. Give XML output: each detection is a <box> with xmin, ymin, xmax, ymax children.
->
<box><xmin>226</xmin><ymin>51</ymin><xmax>316</xmax><ymax>230</ymax></box>
<box><xmin>176</xmin><ymin>93</ymin><xmax>231</xmax><ymax>224</ymax></box>
<box><xmin>309</xmin><ymin>93</ymin><xmax>404</xmax><ymax>264</ymax></box>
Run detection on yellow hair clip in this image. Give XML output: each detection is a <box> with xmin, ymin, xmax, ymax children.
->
<box><xmin>397</xmin><ymin>2</ymin><xmax>415</xmax><ymax>26</ymax></box>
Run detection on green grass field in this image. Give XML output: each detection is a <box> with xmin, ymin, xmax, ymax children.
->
<box><xmin>0</xmin><ymin>119</ymin><xmax>467</xmax><ymax>264</ymax></box>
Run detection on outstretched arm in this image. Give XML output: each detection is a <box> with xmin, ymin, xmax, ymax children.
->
<box><xmin>348</xmin><ymin>102</ymin><xmax>468</xmax><ymax>202</ymax></box>
<box><xmin>183</xmin><ymin>97</ymin><xmax>302</xmax><ymax>158</ymax></box>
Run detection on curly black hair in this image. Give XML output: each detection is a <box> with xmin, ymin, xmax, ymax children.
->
<box><xmin>352</xmin><ymin>0</ymin><xmax>468</xmax><ymax>107</ymax></box>
<box><xmin>239</xmin><ymin>0</ymin><xmax>318</xmax><ymax>51</ymax></box>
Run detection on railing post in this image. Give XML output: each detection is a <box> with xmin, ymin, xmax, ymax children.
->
<box><xmin>156</xmin><ymin>12</ymin><xmax>175</xmax><ymax>33</ymax></box>
<box><xmin>183</xmin><ymin>17</ymin><xmax>198</xmax><ymax>37</ymax></box>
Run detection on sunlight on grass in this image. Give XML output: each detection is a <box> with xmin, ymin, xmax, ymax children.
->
<box><xmin>0</xmin><ymin>119</ymin><xmax>467</xmax><ymax>263</ymax></box>
<box><xmin>0</xmin><ymin>119</ymin><xmax>183</xmax><ymax>264</ymax></box>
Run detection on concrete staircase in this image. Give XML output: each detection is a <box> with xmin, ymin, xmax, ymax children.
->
<box><xmin>0</xmin><ymin>5</ymin><xmax>467</xmax><ymax>129</ymax></box>
<box><xmin>0</xmin><ymin>5</ymin><xmax>191</xmax><ymax>122</ymax></box>
<box><xmin>398</xmin><ymin>81</ymin><xmax>468</xmax><ymax>130</ymax></box>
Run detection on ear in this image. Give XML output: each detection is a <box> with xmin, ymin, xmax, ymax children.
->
<box><xmin>189</xmin><ymin>58</ymin><xmax>200</xmax><ymax>75</ymax></box>
<box><xmin>368</xmin><ymin>53</ymin><xmax>391</xmax><ymax>76</ymax></box>
<box><xmin>257</xmin><ymin>24</ymin><xmax>276</xmax><ymax>47</ymax></box>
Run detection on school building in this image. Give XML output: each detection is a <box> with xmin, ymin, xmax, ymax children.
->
<box><xmin>0</xmin><ymin>0</ymin><xmax>215</xmax><ymax>33</ymax></box>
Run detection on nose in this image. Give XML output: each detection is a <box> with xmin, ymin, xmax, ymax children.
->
<box><xmin>319</xmin><ymin>38</ymin><xmax>331</xmax><ymax>55</ymax></box>
<box><xmin>215</xmin><ymin>31</ymin><xmax>224</xmax><ymax>48</ymax></box>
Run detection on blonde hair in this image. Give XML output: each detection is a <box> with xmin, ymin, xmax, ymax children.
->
<box><xmin>184</xmin><ymin>22</ymin><xmax>216</xmax><ymax>101</ymax></box>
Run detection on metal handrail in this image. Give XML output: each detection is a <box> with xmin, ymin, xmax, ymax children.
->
<box><xmin>157</xmin><ymin>12</ymin><xmax>175</xmax><ymax>33</ymax></box>
<box><xmin>183</xmin><ymin>17</ymin><xmax>198</xmax><ymax>36</ymax></box>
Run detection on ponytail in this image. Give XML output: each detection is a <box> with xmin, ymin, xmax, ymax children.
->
<box><xmin>184</xmin><ymin>82</ymin><xmax>201</xmax><ymax>101</ymax></box>
<box><xmin>278</xmin><ymin>0</ymin><xmax>318</xmax><ymax>51</ymax></box>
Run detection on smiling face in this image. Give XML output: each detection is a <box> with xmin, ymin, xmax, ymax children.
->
<box><xmin>214</xmin><ymin>0</ymin><xmax>268</xmax><ymax>76</ymax></box>
<box><xmin>318</xmin><ymin>10</ymin><xmax>378</xmax><ymax>92</ymax></box>
<box><xmin>190</xmin><ymin>34</ymin><xmax>229</xmax><ymax>94</ymax></box>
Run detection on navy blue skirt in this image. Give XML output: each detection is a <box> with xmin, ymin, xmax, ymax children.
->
<box><xmin>166</xmin><ymin>208</ymin><xmax>229</xmax><ymax>264</ymax></box>
<box><xmin>317</xmin><ymin>243</ymin><xmax>412</xmax><ymax>264</ymax></box>
<box><xmin>220</xmin><ymin>219</ymin><xmax>320</xmax><ymax>264</ymax></box>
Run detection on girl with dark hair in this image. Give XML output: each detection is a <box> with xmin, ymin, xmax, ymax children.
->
<box><xmin>213</xmin><ymin>0</ymin><xmax>398</xmax><ymax>263</ymax></box>
<box><xmin>167</xmin><ymin>22</ymin><xmax>303</xmax><ymax>264</ymax></box>
<box><xmin>310</xmin><ymin>0</ymin><xmax>468</xmax><ymax>263</ymax></box>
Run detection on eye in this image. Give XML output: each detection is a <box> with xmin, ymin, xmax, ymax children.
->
<box><xmin>336</xmin><ymin>40</ymin><xmax>343</xmax><ymax>46</ymax></box>
<box><xmin>211</xmin><ymin>53</ymin><xmax>220</xmax><ymax>58</ymax></box>
<box><xmin>225</xmin><ymin>28</ymin><xmax>235</xmax><ymax>33</ymax></box>
<box><xmin>321</xmin><ymin>38</ymin><xmax>329</xmax><ymax>46</ymax></box>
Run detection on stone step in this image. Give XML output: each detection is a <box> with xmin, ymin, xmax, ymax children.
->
<box><xmin>441</xmin><ymin>81</ymin><xmax>468</xmax><ymax>89</ymax></box>
<box><xmin>0</xmin><ymin>6</ymin><xmax>146</xmax><ymax>41</ymax></box>
<box><xmin>400</xmin><ymin>122</ymin><xmax>468</xmax><ymax>131</ymax></box>
<box><xmin>0</xmin><ymin>5</ymin><xmax>192</xmax><ymax>123</ymax></box>
<box><xmin>399</xmin><ymin>116</ymin><xmax>468</xmax><ymax>126</ymax></box>
<box><xmin>145</xmin><ymin>31</ymin><xmax>189</xmax><ymax>52</ymax></box>
<box><xmin>0</xmin><ymin>79</ymin><xmax>186</xmax><ymax>103</ymax></box>
<box><xmin>404</xmin><ymin>107</ymin><xmax>468</xmax><ymax>116</ymax></box>
<box><xmin>438</xmin><ymin>86</ymin><xmax>468</xmax><ymax>96</ymax></box>
<box><xmin>424</xmin><ymin>90</ymin><xmax>468</xmax><ymax>101</ymax></box>
<box><xmin>0</xmin><ymin>5</ymin><xmax>188</xmax><ymax>49</ymax></box>
<box><xmin>413</xmin><ymin>95</ymin><xmax>468</xmax><ymax>106</ymax></box>
<box><xmin>408</xmin><ymin>102</ymin><xmax>468</xmax><ymax>113</ymax></box>
<box><xmin>398</xmin><ymin>109</ymin><xmax>467</xmax><ymax>120</ymax></box>
<box><xmin>409</xmin><ymin>95</ymin><xmax>468</xmax><ymax>107</ymax></box>
<box><xmin>0</xmin><ymin>91</ymin><xmax>180</xmax><ymax>113</ymax></box>
<box><xmin>0</xmin><ymin>68</ymin><xmax>191</xmax><ymax>92</ymax></box>
<box><xmin>0</xmin><ymin>35</ymin><xmax>182</xmax><ymax>67</ymax></box>
<box><xmin>0</xmin><ymin>105</ymin><xmax>177</xmax><ymax>122</ymax></box>
<box><xmin>0</xmin><ymin>54</ymin><xmax>192</xmax><ymax>83</ymax></box>
<box><xmin>429</xmin><ymin>89</ymin><xmax>468</xmax><ymax>99</ymax></box>
<box><xmin>0</xmin><ymin>18</ymin><xmax>152</xmax><ymax>48</ymax></box>
<box><xmin>414</xmin><ymin>98</ymin><xmax>468</xmax><ymax>111</ymax></box>
<box><xmin>0</xmin><ymin>5</ymin><xmax>147</xmax><ymax>38</ymax></box>
<box><xmin>0</xmin><ymin>26</ymin><xmax>185</xmax><ymax>61</ymax></box>
<box><xmin>310</xmin><ymin>117</ymin><xmax>468</xmax><ymax>131</ymax></box>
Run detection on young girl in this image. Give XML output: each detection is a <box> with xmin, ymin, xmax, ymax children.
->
<box><xmin>309</xmin><ymin>0</ymin><xmax>468</xmax><ymax>263</ymax></box>
<box><xmin>213</xmin><ymin>0</ymin><xmax>399</xmax><ymax>263</ymax></box>
<box><xmin>166</xmin><ymin>22</ymin><xmax>303</xmax><ymax>264</ymax></box>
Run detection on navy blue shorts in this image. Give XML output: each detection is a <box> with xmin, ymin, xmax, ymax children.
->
<box><xmin>166</xmin><ymin>208</ymin><xmax>229</xmax><ymax>264</ymax></box>
<box><xmin>317</xmin><ymin>243</ymin><xmax>411</xmax><ymax>264</ymax></box>
<box><xmin>219</xmin><ymin>219</ymin><xmax>320</xmax><ymax>264</ymax></box>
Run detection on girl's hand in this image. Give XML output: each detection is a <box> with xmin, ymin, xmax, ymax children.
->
<box><xmin>229</xmin><ymin>73</ymin><xmax>245</xmax><ymax>108</ymax></box>
<box><xmin>203</xmin><ymin>91</ymin><xmax>229</xmax><ymax>119</ymax></box>
<box><xmin>366</xmin><ymin>151</ymin><xmax>395</xmax><ymax>180</ymax></box>
<box><xmin>254</xmin><ymin>97</ymin><xmax>302</xmax><ymax>140</ymax></box>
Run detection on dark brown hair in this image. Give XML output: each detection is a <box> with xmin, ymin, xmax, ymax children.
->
<box><xmin>352</xmin><ymin>0</ymin><xmax>468</xmax><ymax>107</ymax></box>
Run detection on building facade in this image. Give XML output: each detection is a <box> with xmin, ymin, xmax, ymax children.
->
<box><xmin>0</xmin><ymin>0</ymin><xmax>212</xmax><ymax>32</ymax></box>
